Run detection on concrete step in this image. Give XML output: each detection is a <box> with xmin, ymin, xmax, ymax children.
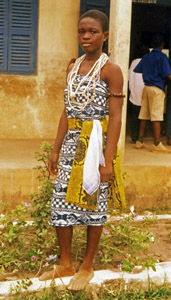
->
<box><xmin>0</xmin><ymin>137</ymin><xmax>171</xmax><ymax>210</ymax></box>
<box><xmin>0</xmin><ymin>139</ymin><xmax>54</xmax><ymax>209</ymax></box>
<box><xmin>124</xmin><ymin>137</ymin><xmax>171</xmax><ymax>210</ymax></box>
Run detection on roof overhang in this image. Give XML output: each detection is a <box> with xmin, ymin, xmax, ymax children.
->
<box><xmin>132</xmin><ymin>0</ymin><xmax>171</xmax><ymax>5</ymax></box>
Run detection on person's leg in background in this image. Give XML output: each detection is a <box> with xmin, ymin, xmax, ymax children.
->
<box><xmin>150</xmin><ymin>86</ymin><xmax>170</xmax><ymax>152</ymax></box>
<box><xmin>136</xmin><ymin>86</ymin><xmax>148</xmax><ymax>149</ymax></box>
<box><xmin>130</xmin><ymin>102</ymin><xmax>141</xmax><ymax>143</ymax></box>
<box><xmin>152</xmin><ymin>121</ymin><xmax>161</xmax><ymax>144</ymax></box>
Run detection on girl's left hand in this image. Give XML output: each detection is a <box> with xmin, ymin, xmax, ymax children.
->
<box><xmin>99</xmin><ymin>162</ymin><xmax>113</xmax><ymax>182</ymax></box>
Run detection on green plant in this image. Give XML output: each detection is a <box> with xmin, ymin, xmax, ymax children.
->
<box><xmin>34</xmin><ymin>142</ymin><xmax>53</xmax><ymax>181</ymax></box>
<box><xmin>9</xmin><ymin>278</ymin><xmax>33</xmax><ymax>298</ymax></box>
<box><xmin>142</xmin><ymin>215</ymin><xmax>158</xmax><ymax>226</ymax></box>
<box><xmin>0</xmin><ymin>142</ymin><xmax>57</xmax><ymax>273</ymax></box>
<box><xmin>97</xmin><ymin>214</ymin><xmax>156</xmax><ymax>272</ymax></box>
<box><xmin>0</xmin><ymin>201</ymin><xmax>32</xmax><ymax>272</ymax></box>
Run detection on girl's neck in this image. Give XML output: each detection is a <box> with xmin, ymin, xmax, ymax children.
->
<box><xmin>84</xmin><ymin>50</ymin><xmax>103</xmax><ymax>62</ymax></box>
<box><xmin>78</xmin><ymin>52</ymin><xmax>104</xmax><ymax>75</ymax></box>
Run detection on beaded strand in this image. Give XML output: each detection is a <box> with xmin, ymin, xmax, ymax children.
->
<box><xmin>107</xmin><ymin>92</ymin><xmax>125</xmax><ymax>98</ymax></box>
<box><xmin>67</xmin><ymin>53</ymin><xmax>109</xmax><ymax>111</ymax></box>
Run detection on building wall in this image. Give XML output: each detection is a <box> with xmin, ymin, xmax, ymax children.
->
<box><xmin>0</xmin><ymin>0</ymin><xmax>80</xmax><ymax>139</ymax></box>
<box><xmin>109</xmin><ymin>0</ymin><xmax>132</xmax><ymax>160</ymax></box>
<box><xmin>0</xmin><ymin>0</ymin><xmax>131</xmax><ymax>157</ymax></box>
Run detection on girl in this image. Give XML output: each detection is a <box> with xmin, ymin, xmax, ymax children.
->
<box><xmin>39</xmin><ymin>10</ymin><xmax>126</xmax><ymax>290</ymax></box>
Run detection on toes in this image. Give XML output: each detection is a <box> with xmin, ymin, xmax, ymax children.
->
<box><xmin>67</xmin><ymin>271</ymin><xmax>94</xmax><ymax>290</ymax></box>
<box><xmin>68</xmin><ymin>280</ymin><xmax>87</xmax><ymax>290</ymax></box>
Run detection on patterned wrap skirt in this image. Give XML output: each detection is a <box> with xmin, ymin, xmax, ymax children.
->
<box><xmin>50</xmin><ymin>75</ymin><xmax>125</xmax><ymax>227</ymax></box>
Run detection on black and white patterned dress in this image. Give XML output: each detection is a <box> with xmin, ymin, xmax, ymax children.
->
<box><xmin>51</xmin><ymin>75</ymin><xmax>109</xmax><ymax>227</ymax></box>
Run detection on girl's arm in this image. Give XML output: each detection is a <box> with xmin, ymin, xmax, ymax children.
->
<box><xmin>48</xmin><ymin>108</ymin><xmax>68</xmax><ymax>175</ymax></box>
<box><xmin>100</xmin><ymin>63</ymin><xmax>124</xmax><ymax>182</ymax></box>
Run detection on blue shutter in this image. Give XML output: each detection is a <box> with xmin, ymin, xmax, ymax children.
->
<box><xmin>8</xmin><ymin>0</ymin><xmax>38</xmax><ymax>73</ymax></box>
<box><xmin>0</xmin><ymin>0</ymin><xmax>8</xmax><ymax>71</ymax></box>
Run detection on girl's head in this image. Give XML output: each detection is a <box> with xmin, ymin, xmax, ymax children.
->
<box><xmin>79</xmin><ymin>10</ymin><xmax>109</xmax><ymax>33</ymax></box>
<box><xmin>78</xmin><ymin>10</ymin><xmax>109</xmax><ymax>54</ymax></box>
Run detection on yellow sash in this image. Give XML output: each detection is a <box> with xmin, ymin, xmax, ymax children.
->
<box><xmin>65</xmin><ymin>118</ymin><xmax>126</xmax><ymax>210</ymax></box>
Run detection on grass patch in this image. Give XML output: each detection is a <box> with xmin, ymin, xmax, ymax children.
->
<box><xmin>6</xmin><ymin>279</ymin><xmax>171</xmax><ymax>300</ymax></box>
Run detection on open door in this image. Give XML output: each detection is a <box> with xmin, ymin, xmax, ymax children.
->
<box><xmin>166</xmin><ymin>10</ymin><xmax>171</xmax><ymax>138</ymax></box>
<box><xmin>128</xmin><ymin>0</ymin><xmax>171</xmax><ymax>138</ymax></box>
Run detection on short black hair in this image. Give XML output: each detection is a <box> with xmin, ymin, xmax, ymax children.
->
<box><xmin>152</xmin><ymin>34</ymin><xmax>165</xmax><ymax>48</ymax></box>
<box><xmin>79</xmin><ymin>9</ymin><xmax>109</xmax><ymax>32</ymax></box>
<box><xmin>135</xmin><ymin>44</ymin><xmax>149</xmax><ymax>58</ymax></box>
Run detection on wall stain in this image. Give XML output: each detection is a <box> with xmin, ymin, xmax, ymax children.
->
<box><xmin>0</xmin><ymin>75</ymin><xmax>37</xmax><ymax>98</ymax></box>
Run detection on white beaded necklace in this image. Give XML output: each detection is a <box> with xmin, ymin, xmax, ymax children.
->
<box><xmin>67</xmin><ymin>53</ymin><xmax>108</xmax><ymax>111</ymax></box>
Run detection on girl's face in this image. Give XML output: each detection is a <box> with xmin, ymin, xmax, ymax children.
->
<box><xmin>78</xmin><ymin>17</ymin><xmax>108</xmax><ymax>54</ymax></box>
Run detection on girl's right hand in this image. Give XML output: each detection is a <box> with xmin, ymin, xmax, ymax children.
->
<box><xmin>48</xmin><ymin>152</ymin><xmax>59</xmax><ymax>176</ymax></box>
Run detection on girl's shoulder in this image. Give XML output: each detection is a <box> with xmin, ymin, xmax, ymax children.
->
<box><xmin>101</xmin><ymin>61</ymin><xmax>123</xmax><ymax>83</ymax></box>
<box><xmin>67</xmin><ymin>58</ymin><xmax>76</xmax><ymax>74</ymax></box>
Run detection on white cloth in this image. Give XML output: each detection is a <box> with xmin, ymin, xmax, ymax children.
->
<box><xmin>129</xmin><ymin>58</ymin><xmax>144</xmax><ymax>106</ymax></box>
<box><xmin>83</xmin><ymin>120</ymin><xmax>105</xmax><ymax>195</ymax></box>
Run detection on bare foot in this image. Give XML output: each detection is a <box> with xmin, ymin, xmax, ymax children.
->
<box><xmin>39</xmin><ymin>265</ymin><xmax>75</xmax><ymax>281</ymax></box>
<box><xmin>67</xmin><ymin>268</ymin><xmax>94</xmax><ymax>290</ymax></box>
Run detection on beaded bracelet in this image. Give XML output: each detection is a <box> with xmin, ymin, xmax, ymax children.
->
<box><xmin>107</xmin><ymin>92</ymin><xmax>125</xmax><ymax>98</ymax></box>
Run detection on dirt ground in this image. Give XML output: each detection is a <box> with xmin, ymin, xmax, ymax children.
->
<box><xmin>0</xmin><ymin>218</ymin><xmax>170</xmax><ymax>282</ymax></box>
<box><xmin>93</xmin><ymin>218</ymin><xmax>171</xmax><ymax>272</ymax></box>
<box><xmin>140</xmin><ymin>220</ymin><xmax>171</xmax><ymax>263</ymax></box>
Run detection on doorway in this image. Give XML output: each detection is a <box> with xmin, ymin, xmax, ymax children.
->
<box><xmin>127</xmin><ymin>2</ymin><xmax>171</xmax><ymax>139</ymax></box>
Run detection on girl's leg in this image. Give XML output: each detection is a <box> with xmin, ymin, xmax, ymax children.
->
<box><xmin>83</xmin><ymin>225</ymin><xmax>103</xmax><ymax>269</ymax></box>
<box><xmin>68</xmin><ymin>225</ymin><xmax>103</xmax><ymax>290</ymax></box>
<box><xmin>39</xmin><ymin>226</ymin><xmax>75</xmax><ymax>281</ymax></box>
<box><xmin>56</xmin><ymin>226</ymin><xmax>74</xmax><ymax>267</ymax></box>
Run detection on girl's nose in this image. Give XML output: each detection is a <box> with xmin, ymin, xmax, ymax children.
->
<box><xmin>82</xmin><ymin>32</ymin><xmax>91</xmax><ymax>39</ymax></box>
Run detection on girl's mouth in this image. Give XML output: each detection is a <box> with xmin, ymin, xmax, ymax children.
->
<box><xmin>81</xmin><ymin>43</ymin><xmax>91</xmax><ymax>46</ymax></box>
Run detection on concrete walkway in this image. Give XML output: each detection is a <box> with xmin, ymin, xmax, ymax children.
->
<box><xmin>124</xmin><ymin>137</ymin><xmax>171</xmax><ymax>166</ymax></box>
<box><xmin>0</xmin><ymin>261</ymin><xmax>171</xmax><ymax>297</ymax></box>
<box><xmin>0</xmin><ymin>137</ymin><xmax>171</xmax><ymax>169</ymax></box>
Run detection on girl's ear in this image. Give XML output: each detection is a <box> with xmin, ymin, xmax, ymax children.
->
<box><xmin>103</xmin><ymin>31</ymin><xmax>109</xmax><ymax>42</ymax></box>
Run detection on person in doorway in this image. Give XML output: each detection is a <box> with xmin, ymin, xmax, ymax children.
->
<box><xmin>128</xmin><ymin>45</ymin><xmax>149</xmax><ymax>143</ymax></box>
<box><xmin>134</xmin><ymin>34</ymin><xmax>171</xmax><ymax>152</ymax></box>
<box><xmin>39</xmin><ymin>10</ymin><xmax>126</xmax><ymax>290</ymax></box>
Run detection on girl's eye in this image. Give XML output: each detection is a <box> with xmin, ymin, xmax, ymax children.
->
<box><xmin>78</xmin><ymin>30</ymin><xmax>84</xmax><ymax>34</ymax></box>
<box><xmin>91</xmin><ymin>31</ymin><xmax>96</xmax><ymax>34</ymax></box>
